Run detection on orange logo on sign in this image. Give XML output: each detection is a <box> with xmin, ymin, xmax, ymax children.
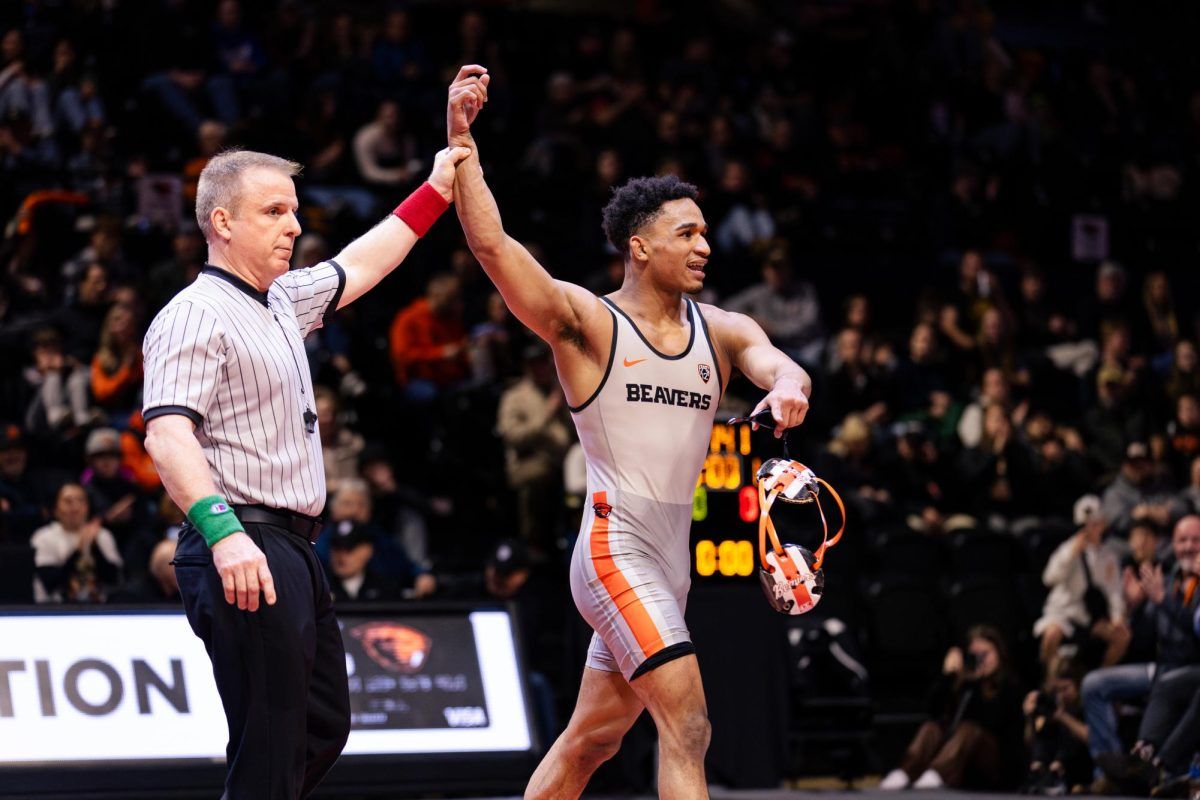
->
<box><xmin>349</xmin><ymin>622</ymin><xmax>432</xmax><ymax>673</ymax></box>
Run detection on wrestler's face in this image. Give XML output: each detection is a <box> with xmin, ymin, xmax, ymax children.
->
<box><xmin>632</xmin><ymin>198</ymin><xmax>710</xmax><ymax>294</ymax></box>
<box><xmin>225</xmin><ymin>167</ymin><xmax>301</xmax><ymax>286</ymax></box>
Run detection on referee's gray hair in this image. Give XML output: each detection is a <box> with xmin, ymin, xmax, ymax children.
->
<box><xmin>196</xmin><ymin>149</ymin><xmax>302</xmax><ymax>242</ymax></box>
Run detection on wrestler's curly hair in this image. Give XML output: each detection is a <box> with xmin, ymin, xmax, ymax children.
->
<box><xmin>601</xmin><ymin>175</ymin><xmax>699</xmax><ymax>256</ymax></box>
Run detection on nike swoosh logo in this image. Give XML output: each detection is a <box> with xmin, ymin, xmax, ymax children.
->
<box><xmin>623</xmin><ymin>357</ymin><xmax>647</xmax><ymax>367</ymax></box>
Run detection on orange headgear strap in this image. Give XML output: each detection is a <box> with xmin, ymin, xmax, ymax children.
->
<box><xmin>757</xmin><ymin>464</ymin><xmax>846</xmax><ymax>573</ymax></box>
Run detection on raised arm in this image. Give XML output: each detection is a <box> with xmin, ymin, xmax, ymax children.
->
<box><xmin>332</xmin><ymin>145</ymin><xmax>471</xmax><ymax>309</ymax></box>
<box><xmin>446</xmin><ymin>66</ymin><xmax>602</xmax><ymax>345</ymax></box>
<box><xmin>709</xmin><ymin>306</ymin><xmax>812</xmax><ymax>437</ymax></box>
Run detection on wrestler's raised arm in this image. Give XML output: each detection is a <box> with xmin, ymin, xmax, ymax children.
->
<box><xmin>446</xmin><ymin>66</ymin><xmax>609</xmax><ymax>350</ymax></box>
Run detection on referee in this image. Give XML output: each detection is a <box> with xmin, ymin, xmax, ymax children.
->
<box><xmin>142</xmin><ymin>72</ymin><xmax>483</xmax><ymax>800</ymax></box>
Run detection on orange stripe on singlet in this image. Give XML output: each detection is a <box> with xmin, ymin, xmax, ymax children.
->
<box><xmin>588</xmin><ymin>491</ymin><xmax>665</xmax><ymax>658</ymax></box>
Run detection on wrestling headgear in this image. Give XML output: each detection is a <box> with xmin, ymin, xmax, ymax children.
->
<box><xmin>730</xmin><ymin>412</ymin><xmax>846</xmax><ymax>615</ymax></box>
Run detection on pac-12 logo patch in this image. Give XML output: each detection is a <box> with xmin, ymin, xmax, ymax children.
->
<box><xmin>698</xmin><ymin>364</ymin><xmax>712</xmax><ymax>383</ymax></box>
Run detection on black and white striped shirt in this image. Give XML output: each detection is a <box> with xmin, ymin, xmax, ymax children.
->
<box><xmin>142</xmin><ymin>262</ymin><xmax>345</xmax><ymax>516</ymax></box>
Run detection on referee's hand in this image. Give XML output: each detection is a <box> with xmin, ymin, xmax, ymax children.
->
<box><xmin>212</xmin><ymin>532</ymin><xmax>277</xmax><ymax>612</ymax></box>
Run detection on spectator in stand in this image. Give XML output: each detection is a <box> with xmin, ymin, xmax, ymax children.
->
<box><xmin>1160</xmin><ymin>394</ymin><xmax>1200</xmax><ymax>484</ymax></box>
<box><xmin>0</xmin><ymin>424</ymin><xmax>63</xmax><ymax>543</ymax></box>
<box><xmin>1100</xmin><ymin>442</ymin><xmax>1185</xmax><ymax>539</ymax></box>
<box><xmin>389</xmin><ymin>272</ymin><xmax>470</xmax><ymax>402</ymax></box>
<box><xmin>1162</xmin><ymin>339</ymin><xmax>1200</xmax><ymax>407</ymax></box>
<box><xmin>358</xmin><ymin>445</ymin><xmax>434</xmax><ymax>572</ymax></box>
<box><xmin>1078</xmin><ymin>262</ymin><xmax>1140</xmax><ymax>347</ymax></box>
<box><xmin>46</xmin><ymin>38</ymin><xmax>104</xmax><ymax>140</ymax></box>
<box><xmin>885</xmin><ymin>420</ymin><xmax>961</xmax><ymax>536</ymax></box>
<box><xmin>353</xmin><ymin>99</ymin><xmax>421</xmax><ymax>191</ymax></box>
<box><xmin>110</xmin><ymin>538</ymin><xmax>180</xmax><ymax>603</ymax></box>
<box><xmin>958</xmin><ymin>367</ymin><xmax>1025</xmax><ymax>449</ymax></box>
<box><xmin>118</xmin><ymin>411</ymin><xmax>161</xmax><ymax>494</ymax></box>
<box><xmin>61</xmin><ymin>219</ymin><xmax>129</xmax><ymax>295</ymax></box>
<box><xmin>939</xmin><ymin>251</ymin><xmax>1002</xmax><ymax>354</ymax></box>
<box><xmin>1022</xmin><ymin>656</ymin><xmax>1091</xmax><ymax>795</ymax></box>
<box><xmin>959</xmin><ymin>404</ymin><xmax>1030</xmax><ymax>524</ymax></box>
<box><xmin>469</xmin><ymin>290</ymin><xmax>523</xmax><ymax>388</ymax></box>
<box><xmin>1082</xmin><ymin>515</ymin><xmax>1200</xmax><ymax>792</ymax></box>
<box><xmin>1180</xmin><ymin>455</ymin><xmax>1200</xmax><ymax>514</ymax></box>
<box><xmin>22</xmin><ymin>327</ymin><xmax>84</xmax><ymax>435</ymax></box>
<box><xmin>90</xmin><ymin>303</ymin><xmax>142</xmax><ymax>417</ymax></box>
<box><xmin>146</xmin><ymin>227</ymin><xmax>205</xmax><ymax>315</ymax></box>
<box><xmin>1121</xmin><ymin>520</ymin><xmax>1163</xmax><ymax>665</ymax></box>
<box><xmin>315</xmin><ymin>479</ymin><xmax>435</xmax><ymax>597</ymax></box>
<box><xmin>723</xmin><ymin>240</ymin><xmax>824</xmax><ymax>366</ymax></box>
<box><xmin>818</xmin><ymin>413</ymin><xmax>892</xmax><ymax>526</ymax></box>
<box><xmin>879</xmin><ymin>625</ymin><xmax>1024</xmax><ymax>791</ymax></box>
<box><xmin>1085</xmin><ymin>366</ymin><xmax>1150</xmax><ymax>481</ymax></box>
<box><xmin>324</xmin><ymin>523</ymin><xmax>401</xmax><ymax>604</ymax></box>
<box><xmin>1021</xmin><ymin>410</ymin><xmax>1092</xmax><ymax>522</ymax></box>
<box><xmin>80</xmin><ymin>427</ymin><xmax>147</xmax><ymax>559</ymax></box>
<box><xmin>1139</xmin><ymin>271</ymin><xmax>1178</xmax><ymax>360</ymax></box>
<box><xmin>314</xmin><ymin>386</ymin><xmax>363</xmax><ymax>498</ymax></box>
<box><xmin>825</xmin><ymin>327</ymin><xmax>889</xmax><ymax>426</ymax></box>
<box><xmin>1034</xmin><ymin>497</ymin><xmax>1129</xmax><ymax>668</ymax></box>
<box><xmin>496</xmin><ymin>344</ymin><xmax>572</xmax><ymax>555</ymax></box>
<box><xmin>31</xmin><ymin>481</ymin><xmax>121</xmax><ymax>602</ymax></box>
<box><xmin>890</xmin><ymin>322</ymin><xmax>949</xmax><ymax>417</ymax></box>
<box><xmin>371</xmin><ymin>9</ymin><xmax>430</xmax><ymax>87</ymax></box>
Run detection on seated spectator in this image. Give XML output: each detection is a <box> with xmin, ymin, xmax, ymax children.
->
<box><xmin>1121</xmin><ymin>520</ymin><xmax>1163</xmax><ymax>665</ymax></box>
<box><xmin>23</xmin><ymin>326</ymin><xmax>86</xmax><ymax>434</ymax></box>
<box><xmin>1085</xmin><ymin>366</ymin><xmax>1150</xmax><ymax>480</ymax></box>
<box><xmin>0</xmin><ymin>424</ymin><xmax>61</xmax><ymax>543</ymax></box>
<box><xmin>90</xmin><ymin>303</ymin><xmax>142</xmax><ymax>415</ymax></box>
<box><xmin>884</xmin><ymin>420</ymin><xmax>963</xmax><ymax>536</ymax></box>
<box><xmin>325</xmin><ymin>523</ymin><xmax>402</xmax><ymax>603</ymax></box>
<box><xmin>388</xmin><ymin>273</ymin><xmax>470</xmax><ymax>403</ymax></box>
<box><xmin>1161</xmin><ymin>394</ymin><xmax>1200</xmax><ymax>484</ymax></box>
<box><xmin>958</xmin><ymin>404</ymin><xmax>1031</xmax><ymax>523</ymax></box>
<box><xmin>1179</xmin><ymin>455</ymin><xmax>1200</xmax><ymax>514</ymax></box>
<box><xmin>1100</xmin><ymin>442</ymin><xmax>1185</xmax><ymax>538</ymax></box>
<box><xmin>315</xmin><ymin>386</ymin><xmax>363</xmax><ymax>497</ymax></box>
<box><xmin>890</xmin><ymin>322</ymin><xmax>949</xmax><ymax>416</ymax></box>
<box><xmin>817</xmin><ymin>413</ymin><xmax>892</xmax><ymax>525</ymax></box>
<box><xmin>1162</xmin><ymin>339</ymin><xmax>1200</xmax><ymax>406</ymax></box>
<box><xmin>110</xmin><ymin>538</ymin><xmax>180</xmax><ymax>604</ymax></box>
<box><xmin>958</xmin><ymin>367</ymin><xmax>1025</xmax><ymax>449</ymax></box>
<box><xmin>1082</xmin><ymin>515</ymin><xmax>1200</xmax><ymax>791</ymax></box>
<box><xmin>824</xmin><ymin>328</ymin><xmax>889</xmax><ymax>425</ymax></box>
<box><xmin>878</xmin><ymin>625</ymin><xmax>1024</xmax><ymax>790</ymax></box>
<box><xmin>495</xmin><ymin>344</ymin><xmax>572</xmax><ymax>555</ymax></box>
<box><xmin>1034</xmin><ymin>498</ymin><xmax>1129</xmax><ymax>668</ymax></box>
<box><xmin>469</xmin><ymin>290</ymin><xmax>523</xmax><ymax>387</ymax></box>
<box><xmin>81</xmin><ymin>427</ymin><xmax>147</xmax><ymax>557</ymax></box>
<box><xmin>1022</xmin><ymin>656</ymin><xmax>1091</xmax><ymax>795</ymax></box>
<box><xmin>1021</xmin><ymin>410</ymin><xmax>1092</xmax><ymax>521</ymax></box>
<box><xmin>315</xmin><ymin>480</ymin><xmax>435</xmax><ymax>597</ymax></box>
<box><xmin>358</xmin><ymin>445</ymin><xmax>434</xmax><ymax>571</ymax></box>
<box><xmin>722</xmin><ymin>241</ymin><xmax>824</xmax><ymax>365</ymax></box>
<box><xmin>352</xmin><ymin>99</ymin><xmax>420</xmax><ymax>189</ymax></box>
<box><xmin>31</xmin><ymin>482</ymin><xmax>122</xmax><ymax>602</ymax></box>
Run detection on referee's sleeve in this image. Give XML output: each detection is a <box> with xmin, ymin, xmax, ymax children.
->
<box><xmin>272</xmin><ymin>260</ymin><xmax>345</xmax><ymax>339</ymax></box>
<box><xmin>142</xmin><ymin>302</ymin><xmax>225</xmax><ymax>426</ymax></box>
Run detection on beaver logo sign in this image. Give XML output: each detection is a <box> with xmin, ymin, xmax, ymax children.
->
<box><xmin>349</xmin><ymin>622</ymin><xmax>432</xmax><ymax>673</ymax></box>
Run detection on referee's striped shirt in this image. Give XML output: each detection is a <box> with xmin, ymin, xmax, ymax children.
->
<box><xmin>142</xmin><ymin>262</ymin><xmax>345</xmax><ymax>517</ymax></box>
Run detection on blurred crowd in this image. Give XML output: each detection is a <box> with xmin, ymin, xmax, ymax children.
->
<box><xmin>0</xmin><ymin>0</ymin><xmax>1198</xmax><ymax>793</ymax></box>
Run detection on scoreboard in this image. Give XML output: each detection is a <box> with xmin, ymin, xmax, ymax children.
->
<box><xmin>690</xmin><ymin>419</ymin><xmax>769</xmax><ymax>580</ymax></box>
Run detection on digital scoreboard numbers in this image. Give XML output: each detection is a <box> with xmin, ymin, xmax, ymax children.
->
<box><xmin>690</xmin><ymin>420</ymin><xmax>764</xmax><ymax>580</ymax></box>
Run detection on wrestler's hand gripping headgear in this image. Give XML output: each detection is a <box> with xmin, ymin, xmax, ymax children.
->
<box><xmin>728</xmin><ymin>411</ymin><xmax>846</xmax><ymax>615</ymax></box>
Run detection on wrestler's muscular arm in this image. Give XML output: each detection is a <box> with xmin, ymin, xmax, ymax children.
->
<box><xmin>447</xmin><ymin>67</ymin><xmax>612</xmax><ymax>394</ymax></box>
<box><xmin>705</xmin><ymin>305</ymin><xmax>812</xmax><ymax>438</ymax></box>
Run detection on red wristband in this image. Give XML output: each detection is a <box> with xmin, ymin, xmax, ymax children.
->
<box><xmin>393</xmin><ymin>182</ymin><xmax>449</xmax><ymax>237</ymax></box>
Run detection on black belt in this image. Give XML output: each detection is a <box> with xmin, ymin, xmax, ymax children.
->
<box><xmin>233</xmin><ymin>505</ymin><xmax>324</xmax><ymax>544</ymax></box>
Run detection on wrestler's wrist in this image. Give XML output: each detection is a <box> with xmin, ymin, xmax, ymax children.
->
<box><xmin>187</xmin><ymin>495</ymin><xmax>243</xmax><ymax>549</ymax></box>
<box><xmin>393</xmin><ymin>182</ymin><xmax>450</xmax><ymax>236</ymax></box>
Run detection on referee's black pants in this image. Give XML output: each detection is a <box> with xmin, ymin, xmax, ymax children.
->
<box><xmin>174</xmin><ymin>520</ymin><xmax>351</xmax><ymax>800</ymax></box>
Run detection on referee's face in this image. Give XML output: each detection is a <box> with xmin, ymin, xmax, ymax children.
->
<box><xmin>230</xmin><ymin>167</ymin><xmax>301</xmax><ymax>285</ymax></box>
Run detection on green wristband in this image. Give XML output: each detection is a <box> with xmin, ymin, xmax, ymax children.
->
<box><xmin>187</xmin><ymin>495</ymin><xmax>243</xmax><ymax>548</ymax></box>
